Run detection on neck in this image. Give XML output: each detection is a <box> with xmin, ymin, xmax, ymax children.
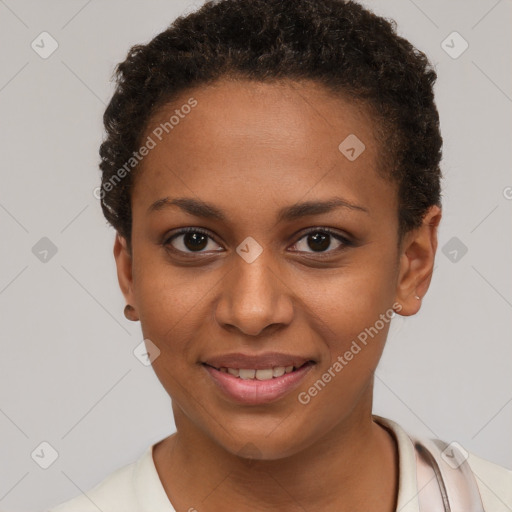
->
<box><xmin>154</xmin><ymin>401</ymin><xmax>398</xmax><ymax>512</ymax></box>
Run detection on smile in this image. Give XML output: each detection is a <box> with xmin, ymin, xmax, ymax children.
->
<box><xmin>202</xmin><ymin>360</ymin><xmax>315</xmax><ymax>405</ymax></box>
<box><xmin>206</xmin><ymin>363</ymin><xmax>308</xmax><ymax>379</ymax></box>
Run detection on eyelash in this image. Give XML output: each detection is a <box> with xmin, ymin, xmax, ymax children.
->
<box><xmin>163</xmin><ymin>226</ymin><xmax>353</xmax><ymax>258</ymax></box>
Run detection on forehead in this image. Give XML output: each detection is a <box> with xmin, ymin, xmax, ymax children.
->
<box><xmin>133</xmin><ymin>78</ymin><xmax>396</xmax><ymax>221</ymax></box>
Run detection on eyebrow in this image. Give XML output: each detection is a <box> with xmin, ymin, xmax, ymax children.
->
<box><xmin>147</xmin><ymin>196</ymin><xmax>369</xmax><ymax>222</ymax></box>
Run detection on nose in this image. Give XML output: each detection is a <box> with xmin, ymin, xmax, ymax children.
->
<box><xmin>214</xmin><ymin>251</ymin><xmax>294</xmax><ymax>337</ymax></box>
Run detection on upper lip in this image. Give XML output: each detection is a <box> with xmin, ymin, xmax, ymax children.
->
<box><xmin>202</xmin><ymin>352</ymin><xmax>314</xmax><ymax>370</ymax></box>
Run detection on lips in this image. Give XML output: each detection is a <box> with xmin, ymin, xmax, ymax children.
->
<box><xmin>202</xmin><ymin>352</ymin><xmax>312</xmax><ymax>370</ymax></box>
<box><xmin>202</xmin><ymin>352</ymin><xmax>315</xmax><ymax>405</ymax></box>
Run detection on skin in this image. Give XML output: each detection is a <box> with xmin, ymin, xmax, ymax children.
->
<box><xmin>114</xmin><ymin>78</ymin><xmax>441</xmax><ymax>512</ymax></box>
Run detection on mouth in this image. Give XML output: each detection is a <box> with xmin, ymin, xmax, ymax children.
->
<box><xmin>203</xmin><ymin>361</ymin><xmax>312</xmax><ymax>380</ymax></box>
<box><xmin>202</xmin><ymin>358</ymin><xmax>316</xmax><ymax>405</ymax></box>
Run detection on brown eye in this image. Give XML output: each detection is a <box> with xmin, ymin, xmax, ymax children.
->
<box><xmin>165</xmin><ymin>228</ymin><xmax>223</xmax><ymax>254</ymax></box>
<box><xmin>291</xmin><ymin>229</ymin><xmax>351</xmax><ymax>254</ymax></box>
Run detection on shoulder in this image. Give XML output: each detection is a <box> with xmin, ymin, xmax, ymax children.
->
<box><xmin>373</xmin><ymin>415</ymin><xmax>512</xmax><ymax>512</ymax></box>
<box><xmin>48</xmin><ymin>443</ymin><xmax>175</xmax><ymax>512</ymax></box>
<box><xmin>48</xmin><ymin>455</ymin><xmax>141</xmax><ymax>512</ymax></box>
<box><xmin>466</xmin><ymin>451</ymin><xmax>512</xmax><ymax>511</ymax></box>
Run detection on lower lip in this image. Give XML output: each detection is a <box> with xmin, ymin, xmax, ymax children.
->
<box><xmin>203</xmin><ymin>362</ymin><xmax>315</xmax><ymax>405</ymax></box>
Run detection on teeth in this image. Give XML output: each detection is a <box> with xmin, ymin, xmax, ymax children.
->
<box><xmin>273</xmin><ymin>366</ymin><xmax>285</xmax><ymax>377</ymax></box>
<box><xmin>218</xmin><ymin>365</ymin><xmax>298</xmax><ymax>379</ymax></box>
<box><xmin>239</xmin><ymin>369</ymin><xmax>256</xmax><ymax>379</ymax></box>
<box><xmin>255</xmin><ymin>369</ymin><xmax>274</xmax><ymax>381</ymax></box>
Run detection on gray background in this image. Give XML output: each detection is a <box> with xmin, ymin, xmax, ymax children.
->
<box><xmin>0</xmin><ymin>0</ymin><xmax>511</xmax><ymax>510</ymax></box>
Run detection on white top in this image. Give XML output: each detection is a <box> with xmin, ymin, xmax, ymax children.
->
<box><xmin>49</xmin><ymin>415</ymin><xmax>512</xmax><ymax>512</ymax></box>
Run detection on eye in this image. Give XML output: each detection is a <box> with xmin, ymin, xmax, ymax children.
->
<box><xmin>164</xmin><ymin>227</ymin><xmax>223</xmax><ymax>254</ymax></box>
<box><xmin>290</xmin><ymin>228</ymin><xmax>352</xmax><ymax>255</ymax></box>
<box><xmin>163</xmin><ymin>227</ymin><xmax>352</xmax><ymax>257</ymax></box>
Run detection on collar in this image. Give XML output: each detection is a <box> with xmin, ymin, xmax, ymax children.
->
<box><xmin>373</xmin><ymin>414</ymin><xmax>423</xmax><ymax>512</ymax></box>
<box><xmin>134</xmin><ymin>415</ymin><xmax>422</xmax><ymax>512</ymax></box>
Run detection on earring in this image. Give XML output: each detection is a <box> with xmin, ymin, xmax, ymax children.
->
<box><xmin>124</xmin><ymin>304</ymin><xmax>138</xmax><ymax>321</ymax></box>
<box><xmin>415</xmin><ymin>295</ymin><xmax>421</xmax><ymax>300</ymax></box>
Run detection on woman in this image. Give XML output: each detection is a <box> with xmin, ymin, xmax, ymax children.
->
<box><xmin>50</xmin><ymin>0</ymin><xmax>512</xmax><ymax>510</ymax></box>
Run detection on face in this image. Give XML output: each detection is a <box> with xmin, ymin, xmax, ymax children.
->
<box><xmin>115</xmin><ymin>78</ymin><xmax>437</xmax><ymax>459</ymax></box>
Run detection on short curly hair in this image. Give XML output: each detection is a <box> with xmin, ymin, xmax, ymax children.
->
<box><xmin>99</xmin><ymin>0</ymin><xmax>442</xmax><ymax>249</ymax></box>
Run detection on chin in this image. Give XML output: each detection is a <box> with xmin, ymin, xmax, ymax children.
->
<box><xmin>204</xmin><ymin>417</ymin><xmax>319</xmax><ymax>462</ymax></box>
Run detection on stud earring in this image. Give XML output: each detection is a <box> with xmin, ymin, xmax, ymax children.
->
<box><xmin>124</xmin><ymin>304</ymin><xmax>138</xmax><ymax>321</ymax></box>
<box><xmin>415</xmin><ymin>295</ymin><xmax>421</xmax><ymax>300</ymax></box>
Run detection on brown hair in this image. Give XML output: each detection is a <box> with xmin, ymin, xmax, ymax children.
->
<box><xmin>99</xmin><ymin>0</ymin><xmax>442</xmax><ymax>248</ymax></box>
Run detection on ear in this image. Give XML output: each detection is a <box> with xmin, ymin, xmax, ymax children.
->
<box><xmin>394</xmin><ymin>205</ymin><xmax>442</xmax><ymax>316</ymax></box>
<box><xmin>113</xmin><ymin>233</ymin><xmax>138</xmax><ymax>318</ymax></box>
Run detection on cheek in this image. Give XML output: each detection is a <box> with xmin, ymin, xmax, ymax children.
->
<box><xmin>299</xmin><ymin>256</ymin><xmax>397</xmax><ymax>340</ymax></box>
<box><xmin>133</xmin><ymin>256</ymin><xmax>210</xmax><ymax>356</ymax></box>
<box><xmin>294</xmin><ymin>250</ymin><xmax>397</xmax><ymax>394</ymax></box>
<box><xmin>294</xmin><ymin>295</ymin><xmax>393</xmax><ymax>435</ymax></box>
